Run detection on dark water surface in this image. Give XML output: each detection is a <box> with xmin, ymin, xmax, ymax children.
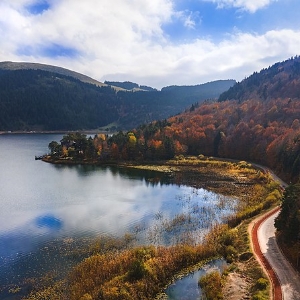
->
<box><xmin>0</xmin><ymin>134</ymin><xmax>235</xmax><ymax>298</ymax></box>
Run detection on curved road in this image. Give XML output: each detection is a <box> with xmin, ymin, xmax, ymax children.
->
<box><xmin>250</xmin><ymin>166</ymin><xmax>300</xmax><ymax>300</ymax></box>
<box><xmin>257</xmin><ymin>209</ymin><xmax>300</xmax><ymax>299</ymax></box>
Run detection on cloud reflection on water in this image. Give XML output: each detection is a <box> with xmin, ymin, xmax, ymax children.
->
<box><xmin>35</xmin><ymin>214</ymin><xmax>63</xmax><ymax>230</ymax></box>
<box><xmin>0</xmin><ymin>156</ymin><xmax>236</xmax><ymax>267</ymax></box>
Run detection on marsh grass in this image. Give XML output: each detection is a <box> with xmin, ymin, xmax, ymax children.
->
<box><xmin>22</xmin><ymin>157</ymin><xmax>282</xmax><ymax>300</ymax></box>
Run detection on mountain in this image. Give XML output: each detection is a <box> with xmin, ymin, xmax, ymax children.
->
<box><xmin>0</xmin><ymin>62</ymin><xmax>235</xmax><ymax>131</ymax></box>
<box><xmin>104</xmin><ymin>81</ymin><xmax>157</xmax><ymax>91</ymax></box>
<box><xmin>0</xmin><ymin>68</ymin><xmax>119</xmax><ymax>131</ymax></box>
<box><xmin>161</xmin><ymin>80</ymin><xmax>236</xmax><ymax>100</ymax></box>
<box><xmin>219</xmin><ymin>56</ymin><xmax>300</xmax><ymax>102</ymax></box>
<box><xmin>0</xmin><ymin>61</ymin><xmax>108</xmax><ymax>88</ymax></box>
<box><xmin>97</xmin><ymin>57</ymin><xmax>300</xmax><ymax>182</ymax></box>
<box><xmin>114</xmin><ymin>79</ymin><xmax>235</xmax><ymax>129</ymax></box>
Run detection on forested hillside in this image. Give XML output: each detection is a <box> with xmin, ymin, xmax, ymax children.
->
<box><xmin>0</xmin><ymin>61</ymin><xmax>107</xmax><ymax>87</ymax></box>
<box><xmin>47</xmin><ymin>57</ymin><xmax>300</xmax><ymax>182</ymax></box>
<box><xmin>0</xmin><ymin>63</ymin><xmax>234</xmax><ymax>131</ymax></box>
<box><xmin>0</xmin><ymin>69</ymin><xmax>119</xmax><ymax>130</ymax></box>
<box><xmin>104</xmin><ymin>81</ymin><xmax>157</xmax><ymax>91</ymax></box>
<box><xmin>161</xmin><ymin>80</ymin><xmax>236</xmax><ymax>101</ymax></box>
<box><xmin>45</xmin><ymin>57</ymin><xmax>300</xmax><ymax>277</ymax></box>
<box><xmin>219</xmin><ymin>56</ymin><xmax>300</xmax><ymax>102</ymax></box>
<box><xmin>130</xmin><ymin>56</ymin><xmax>300</xmax><ymax>182</ymax></box>
<box><xmin>114</xmin><ymin>79</ymin><xmax>235</xmax><ymax>129</ymax></box>
<box><xmin>275</xmin><ymin>181</ymin><xmax>300</xmax><ymax>272</ymax></box>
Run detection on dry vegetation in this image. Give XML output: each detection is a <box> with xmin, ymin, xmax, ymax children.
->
<box><xmin>22</xmin><ymin>157</ymin><xmax>282</xmax><ymax>300</ymax></box>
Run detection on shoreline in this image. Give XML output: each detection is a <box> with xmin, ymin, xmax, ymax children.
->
<box><xmin>0</xmin><ymin>130</ymin><xmax>107</xmax><ymax>135</ymax></box>
<box><xmin>41</xmin><ymin>155</ymin><xmax>271</xmax><ymax>199</ymax></box>
<box><xmin>28</xmin><ymin>155</ymin><xmax>283</xmax><ymax>299</ymax></box>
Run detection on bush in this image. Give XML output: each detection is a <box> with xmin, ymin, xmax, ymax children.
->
<box><xmin>252</xmin><ymin>291</ymin><xmax>267</xmax><ymax>300</ymax></box>
<box><xmin>264</xmin><ymin>189</ymin><xmax>282</xmax><ymax>208</ymax></box>
<box><xmin>175</xmin><ymin>154</ymin><xmax>185</xmax><ymax>160</ymax></box>
<box><xmin>239</xmin><ymin>252</ymin><xmax>253</xmax><ymax>261</ymax></box>
<box><xmin>224</xmin><ymin>245</ymin><xmax>238</xmax><ymax>263</ymax></box>
<box><xmin>255</xmin><ymin>278</ymin><xmax>268</xmax><ymax>290</ymax></box>
<box><xmin>237</xmin><ymin>161</ymin><xmax>252</xmax><ymax>169</ymax></box>
<box><xmin>127</xmin><ymin>259</ymin><xmax>147</xmax><ymax>281</ymax></box>
<box><xmin>198</xmin><ymin>271</ymin><xmax>223</xmax><ymax>300</ymax></box>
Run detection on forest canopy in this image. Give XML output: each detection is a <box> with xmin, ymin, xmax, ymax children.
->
<box><xmin>46</xmin><ymin>57</ymin><xmax>300</xmax><ymax>183</ymax></box>
<box><xmin>0</xmin><ymin>66</ymin><xmax>234</xmax><ymax>131</ymax></box>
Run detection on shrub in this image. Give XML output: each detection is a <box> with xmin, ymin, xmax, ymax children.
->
<box><xmin>127</xmin><ymin>259</ymin><xmax>147</xmax><ymax>281</ymax></box>
<box><xmin>252</xmin><ymin>291</ymin><xmax>267</xmax><ymax>300</ymax></box>
<box><xmin>237</xmin><ymin>161</ymin><xmax>252</xmax><ymax>169</ymax></box>
<box><xmin>175</xmin><ymin>154</ymin><xmax>185</xmax><ymax>160</ymax></box>
<box><xmin>80</xmin><ymin>294</ymin><xmax>93</xmax><ymax>300</ymax></box>
<box><xmin>224</xmin><ymin>245</ymin><xmax>238</xmax><ymax>263</ymax></box>
<box><xmin>255</xmin><ymin>278</ymin><xmax>268</xmax><ymax>290</ymax></box>
<box><xmin>239</xmin><ymin>251</ymin><xmax>253</xmax><ymax>261</ymax></box>
<box><xmin>198</xmin><ymin>271</ymin><xmax>223</xmax><ymax>300</ymax></box>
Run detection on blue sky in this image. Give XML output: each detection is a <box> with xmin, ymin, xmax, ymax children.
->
<box><xmin>163</xmin><ymin>1</ymin><xmax>296</xmax><ymax>42</ymax></box>
<box><xmin>26</xmin><ymin>0</ymin><xmax>50</xmax><ymax>15</ymax></box>
<box><xmin>0</xmin><ymin>0</ymin><xmax>300</xmax><ymax>88</ymax></box>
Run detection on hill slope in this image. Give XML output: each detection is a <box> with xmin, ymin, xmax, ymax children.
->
<box><xmin>0</xmin><ymin>61</ymin><xmax>107</xmax><ymax>88</ymax></box>
<box><xmin>87</xmin><ymin>57</ymin><xmax>300</xmax><ymax>182</ymax></box>
<box><xmin>219</xmin><ymin>56</ymin><xmax>300</xmax><ymax>102</ymax></box>
<box><xmin>0</xmin><ymin>69</ymin><xmax>119</xmax><ymax>131</ymax></box>
<box><xmin>0</xmin><ymin>62</ymin><xmax>235</xmax><ymax>131</ymax></box>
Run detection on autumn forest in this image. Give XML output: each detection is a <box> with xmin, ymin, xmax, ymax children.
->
<box><xmin>47</xmin><ymin>57</ymin><xmax>300</xmax><ymax>183</ymax></box>
<box><xmin>21</xmin><ymin>56</ymin><xmax>300</xmax><ymax>300</ymax></box>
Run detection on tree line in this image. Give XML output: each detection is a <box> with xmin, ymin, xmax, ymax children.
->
<box><xmin>48</xmin><ymin>91</ymin><xmax>300</xmax><ymax>183</ymax></box>
<box><xmin>0</xmin><ymin>68</ymin><xmax>234</xmax><ymax>131</ymax></box>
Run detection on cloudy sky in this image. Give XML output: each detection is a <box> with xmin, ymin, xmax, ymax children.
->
<box><xmin>1</xmin><ymin>0</ymin><xmax>300</xmax><ymax>89</ymax></box>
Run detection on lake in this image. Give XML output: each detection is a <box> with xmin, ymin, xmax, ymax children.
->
<box><xmin>0</xmin><ymin>134</ymin><xmax>235</xmax><ymax>299</ymax></box>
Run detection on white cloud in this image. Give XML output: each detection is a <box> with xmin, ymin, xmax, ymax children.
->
<box><xmin>173</xmin><ymin>10</ymin><xmax>201</xmax><ymax>29</ymax></box>
<box><xmin>0</xmin><ymin>0</ymin><xmax>298</xmax><ymax>89</ymax></box>
<box><xmin>102</xmin><ymin>29</ymin><xmax>300</xmax><ymax>88</ymax></box>
<box><xmin>203</xmin><ymin>0</ymin><xmax>277</xmax><ymax>13</ymax></box>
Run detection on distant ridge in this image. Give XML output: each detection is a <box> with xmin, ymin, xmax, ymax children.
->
<box><xmin>104</xmin><ymin>80</ymin><xmax>157</xmax><ymax>91</ymax></box>
<box><xmin>0</xmin><ymin>61</ymin><xmax>235</xmax><ymax>131</ymax></box>
<box><xmin>0</xmin><ymin>61</ymin><xmax>108</xmax><ymax>88</ymax></box>
<box><xmin>128</xmin><ymin>56</ymin><xmax>300</xmax><ymax>180</ymax></box>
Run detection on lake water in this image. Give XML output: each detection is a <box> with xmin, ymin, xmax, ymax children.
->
<box><xmin>0</xmin><ymin>134</ymin><xmax>235</xmax><ymax>299</ymax></box>
<box><xmin>165</xmin><ymin>259</ymin><xmax>227</xmax><ymax>300</ymax></box>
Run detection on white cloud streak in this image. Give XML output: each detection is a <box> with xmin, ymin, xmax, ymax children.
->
<box><xmin>203</xmin><ymin>0</ymin><xmax>277</xmax><ymax>13</ymax></box>
<box><xmin>0</xmin><ymin>0</ymin><xmax>297</xmax><ymax>89</ymax></box>
<box><xmin>173</xmin><ymin>10</ymin><xmax>200</xmax><ymax>29</ymax></box>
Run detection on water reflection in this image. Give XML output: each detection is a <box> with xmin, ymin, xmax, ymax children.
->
<box><xmin>35</xmin><ymin>214</ymin><xmax>63</xmax><ymax>230</ymax></box>
<box><xmin>0</xmin><ymin>134</ymin><xmax>237</xmax><ymax>297</ymax></box>
<box><xmin>0</xmin><ymin>162</ymin><xmax>235</xmax><ymax>262</ymax></box>
<box><xmin>0</xmin><ymin>166</ymin><xmax>234</xmax><ymax>253</ymax></box>
<box><xmin>166</xmin><ymin>259</ymin><xmax>227</xmax><ymax>300</ymax></box>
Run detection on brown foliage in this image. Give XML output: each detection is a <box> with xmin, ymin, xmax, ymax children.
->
<box><xmin>67</xmin><ymin>244</ymin><xmax>215</xmax><ymax>300</ymax></box>
<box><xmin>144</xmin><ymin>96</ymin><xmax>300</xmax><ymax>181</ymax></box>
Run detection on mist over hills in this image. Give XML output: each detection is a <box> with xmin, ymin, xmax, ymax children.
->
<box><xmin>0</xmin><ymin>62</ymin><xmax>235</xmax><ymax>131</ymax></box>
